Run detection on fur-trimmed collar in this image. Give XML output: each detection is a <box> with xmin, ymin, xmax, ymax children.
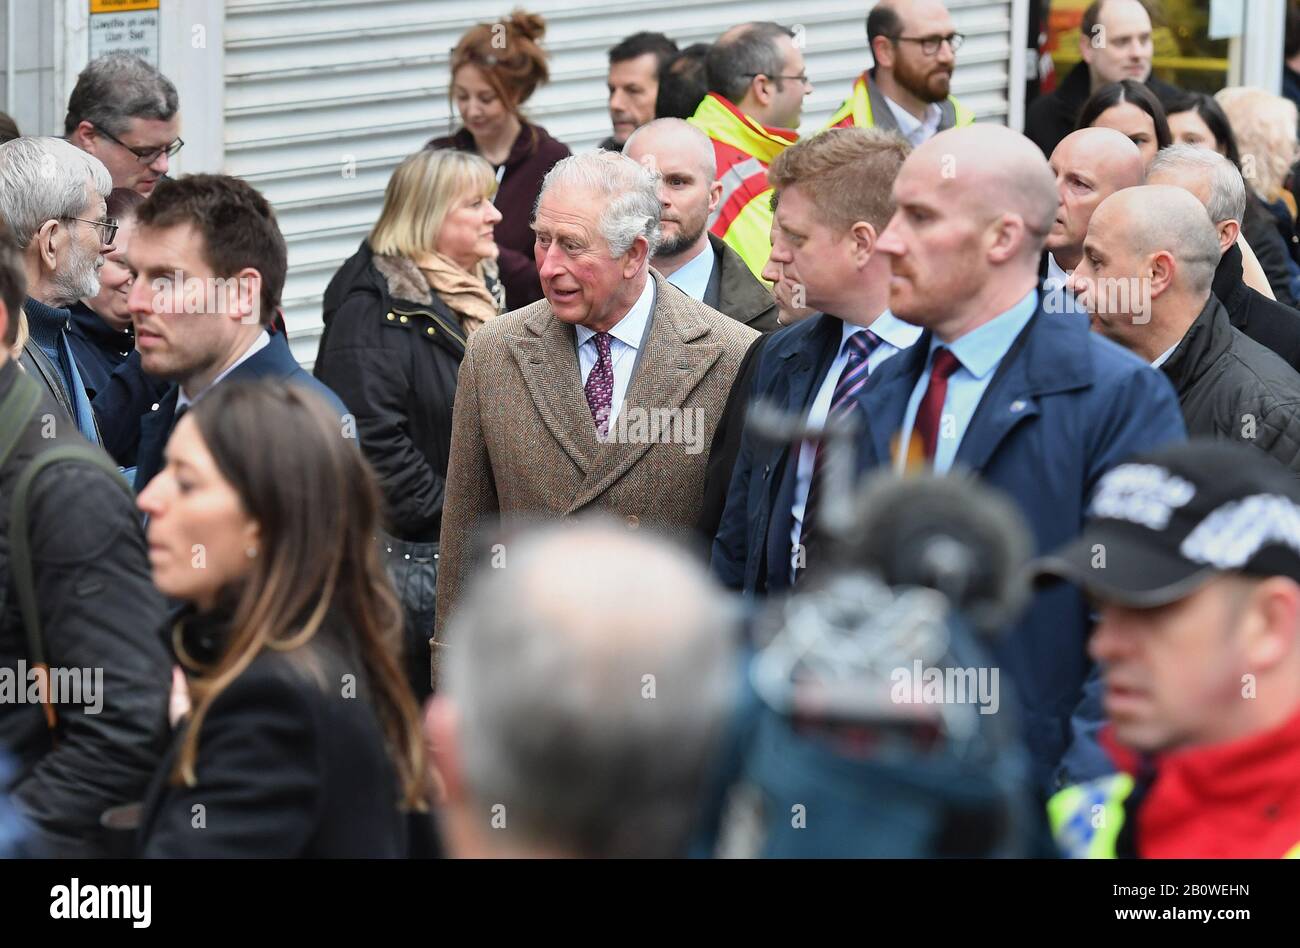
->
<box><xmin>372</xmin><ymin>253</ymin><xmax>433</xmax><ymax>306</ymax></box>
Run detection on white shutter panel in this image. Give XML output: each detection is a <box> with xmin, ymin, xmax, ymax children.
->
<box><xmin>224</xmin><ymin>0</ymin><xmax>1020</xmax><ymax>365</ymax></box>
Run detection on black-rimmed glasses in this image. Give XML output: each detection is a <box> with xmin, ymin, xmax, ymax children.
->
<box><xmin>894</xmin><ymin>32</ymin><xmax>965</xmax><ymax>55</ymax></box>
<box><xmin>93</xmin><ymin>123</ymin><xmax>184</xmax><ymax>164</ymax></box>
<box><xmin>63</xmin><ymin>216</ymin><xmax>119</xmax><ymax>245</ymax></box>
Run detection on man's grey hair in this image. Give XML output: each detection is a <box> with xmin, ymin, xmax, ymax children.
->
<box><xmin>442</xmin><ymin>519</ymin><xmax>740</xmax><ymax>858</ymax></box>
<box><xmin>1148</xmin><ymin>143</ymin><xmax>1247</xmax><ymax>226</ymax></box>
<box><xmin>707</xmin><ymin>22</ymin><xmax>794</xmax><ymax>103</ymax></box>
<box><xmin>537</xmin><ymin>151</ymin><xmax>661</xmax><ymax>256</ymax></box>
<box><xmin>0</xmin><ymin>137</ymin><xmax>112</xmax><ymax>246</ymax></box>
<box><xmin>64</xmin><ymin>53</ymin><xmax>179</xmax><ymax>137</ymax></box>
<box><xmin>623</xmin><ymin>117</ymin><xmax>718</xmax><ymax>181</ymax></box>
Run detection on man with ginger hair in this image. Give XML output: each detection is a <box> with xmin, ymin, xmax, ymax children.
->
<box><xmin>855</xmin><ymin>124</ymin><xmax>1186</xmax><ymax>791</ymax></box>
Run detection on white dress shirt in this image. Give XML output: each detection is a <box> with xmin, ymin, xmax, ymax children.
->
<box><xmin>1151</xmin><ymin>342</ymin><xmax>1180</xmax><ymax>368</ymax></box>
<box><xmin>789</xmin><ymin>311</ymin><xmax>923</xmax><ymax>577</ymax></box>
<box><xmin>177</xmin><ymin>330</ymin><xmax>271</xmax><ymax>411</ymax></box>
<box><xmin>576</xmin><ymin>278</ymin><xmax>655</xmax><ymax>433</ymax></box>
<box><xmin>1046</xmin><ymin>253</ymin><xmax>1069</xmax><ymax>286</ymax></box>
<box><xmin>883</xmin><ymin>95</ymin><xmax>943</xmax><ymax>147</ymax></box>
<box><xmin>664</xmin><ymin>243</ymin><xmax>716</xmax><ymax>302</ymax></box>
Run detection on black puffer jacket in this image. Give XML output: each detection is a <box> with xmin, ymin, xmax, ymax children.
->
<box><xmin>315</xmin><ymin>242</ymin><xmax>470</xmax><ymax>543</ymax></box>
<box><xmin>1161</xmin><ymin>294</ymin><xmax>1300</xmax><ymax>473</ymax></box>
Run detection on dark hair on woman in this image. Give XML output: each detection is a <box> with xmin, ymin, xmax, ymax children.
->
<box><xmin>1076</xmin><ymin>79</ymin><xmax>1172</xmax><ymax>150</ymax></box>
<box><xmin>450</xmin><ymin>8</ymin><xmax>550</xmax><ymax>114</ymax></box>
<box><xmin>175</xmin><ymin>381</ymin><xmax>426</xmax><ymax>809</ymax></box>
<box><xmin>1158</xmin><ymin>88</ymin><xmax>1243</xmax><ymax>168</ymax></box>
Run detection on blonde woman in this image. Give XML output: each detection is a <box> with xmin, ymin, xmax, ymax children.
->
<box><xmin>314</xmin><ymin>148</ymin><xmax>503</xmax><ymax>702</ymax></box>
<box><xmin>1217</xmin><ymin>87</ymin><xmax>1300</xmax><ymax>304</ymax></box>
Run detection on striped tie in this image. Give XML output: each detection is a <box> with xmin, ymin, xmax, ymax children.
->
<box><xmin>799</xmin><ymin>329</ymin><xmax>884</xmax><ymax>563</ymax></box>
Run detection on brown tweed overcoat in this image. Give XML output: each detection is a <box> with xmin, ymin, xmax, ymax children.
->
<box><xmin>431</xmin><ymin>270</ymin><xmax>758</xmax><ymax>672</ymax></box>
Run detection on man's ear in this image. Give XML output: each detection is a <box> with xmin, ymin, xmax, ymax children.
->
<box><xmin>1218</xmin><ymin>219</ymin><xmax>1241</xmax><ymax>255</ymax></box>
<box><xmin>1078</xmin><ymin>30</ymin><xmax>1095</xmax><ymax>67</ymax></box>
<box><xmin>69</xmin><ymin>120</ymin><xmax>98</xmax><ymax>152</ymax></box>
<box><xmin>622</xmin><ymin>235</ymin><xmax>651</xmax><ymax>278</ymax></box>
<box><xmin>225</xmin><ymin>267</ymin><xmax>264</xmax><ymax>326</ymax></box>
<box><xmin>986</xmin><ymin>213</ymin><xmax>1026</xmax><ymax>265</ymax></box>
<box><xmin>1148</xmin><ymin>250</ymin><xmax>1176</xmax><ymax>298</ymax></box>
<box><xmin>708</xmin><ymin>179</ymin><xmax>723</xmax><ymax>216</ymax></box>
<box><xmin>34</xmin><ymin>219</ymin><xmax>61</xmax><ymax>272</ymax></box>
<box><xmin>870</xmin><ymin>35</ymin><xmax>895</xmax><ymax>71</ymax></box>
<box><xmin>849</xmin><ymin>220</ymin><xmax>877</xmax><ymax>267</ymax></box>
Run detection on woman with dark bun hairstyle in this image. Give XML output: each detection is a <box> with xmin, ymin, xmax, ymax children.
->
<box><xmin>427</xmin><ymin>9</ymin><xmax>570</xmax><ymax>310</ymax></box>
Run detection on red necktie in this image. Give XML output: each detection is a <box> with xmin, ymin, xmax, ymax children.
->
<box><xmin>913</xmin><ymin>347</ymin><xmax>961</xmax><ymax>462</ymax></box>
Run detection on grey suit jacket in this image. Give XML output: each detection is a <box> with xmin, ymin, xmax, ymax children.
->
<box><xmin>432</xmin><ymin>271</ymin><xmax>758</xmax><ymax>667</ymax></box>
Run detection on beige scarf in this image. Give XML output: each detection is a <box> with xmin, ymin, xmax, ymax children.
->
<box><xmin>417</xmin><ymin>254</ymin><xmax>504</xmax><ymax>336</ymax></box>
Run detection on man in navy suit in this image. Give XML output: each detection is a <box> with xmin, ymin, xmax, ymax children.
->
<box><xmin>122</xmin><ymin>175</ymin><xmax>346</xmax><ymax>490</ymax></box>
<box><xmin>859</xmin><ymin>125</ymin><xmax>1187</xmax><ymax>791</ymax></box>
<box><xmin>711</xmin><ymin>127</ymin><xmax>919</xmax><ymax>594</ymax></box>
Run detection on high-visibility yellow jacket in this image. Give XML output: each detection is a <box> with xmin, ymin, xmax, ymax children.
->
<box><xmin>688</xmin><ymin>93</ymin><xmax>797</xmax><ymax>280</ymax></box>
<box><xmin>825</xmin><ymin>71</ymin><xmax>975</xmax><ymax>135</ymax></box>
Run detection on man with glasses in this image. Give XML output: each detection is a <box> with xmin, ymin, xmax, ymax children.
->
<box><xmin>65</xmin><ymin>53</ymin><xmax>181</xmax><ymax>197</ymax></box>
<box><xmin>0</xmin><ymin>137</ymin><xmax>114</xmax><ymax>444</ymax></box>
<box><xmin>689</xmin><ymin>21</ymin><xmax>811</xmax><ymax>279</ymax></box>
<box><xmin>828</xmin><ymin>0</ymin><xmax>974</xmax><ymax>144</ymax></box>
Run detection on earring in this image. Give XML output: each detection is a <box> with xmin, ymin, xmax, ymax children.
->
<box><xmin>246</xmin><ymin>546</ymin><xmax>259</xmax><ymax>559</ymax></box>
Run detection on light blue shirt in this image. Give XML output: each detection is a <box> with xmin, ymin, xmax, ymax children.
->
<box><xmin>664</xmin><ymin>244</ymin><xmax>716</xmax><ymax>303</ymax></box>
<box><xmin>790</xmin><ymin>311</ymin><xmax>922</xmax><ymax>578</ymax></box>
<box><xmin>896</xmin><ymin>289</ymin><xmax>1039</xmax><ymax>474</ymax></box>
<box><xmin>576</xmin><ymin>277</ymin><xmax>655</xmax><ymax>431</ymax></box>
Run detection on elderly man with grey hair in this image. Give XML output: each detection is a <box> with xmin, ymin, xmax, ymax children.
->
<box><xmin>428</xmin><ymin>518</ymin><xmax>738</xmax><ymax>857</ymax></box>
<box><xmin>1071</xmin><ymin>184</ymin><xmax>1300</xmax><ymax>471</ymax></box>
<box><xmin>432</xmin><ymin>150</ymin><xmax>759</xmax><ymax>671</ymax></box>
<box><xmin>65</xmin><ymin>53</ymin><xmax>181</xmax><ymax>196</ymax></box>
<box><xmin>623</xmin><ymin>118</ymin><xmax>778</xmax><ymax>331</ymax></box>
<box><xmin>0</xmin><ymin>136</ymin><xmax>114</xmax><ymax>442</ymax></box>
<box><xmin>1147</xmin><ymin>144</ymin><xmax>1300</xmax><ymax>374</ymax></box>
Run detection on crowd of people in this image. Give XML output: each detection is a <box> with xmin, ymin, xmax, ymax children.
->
<box><xmin>2</xmin><ymin>0</ymin><xmax>1300</xmax><ymax>860</ymax></box>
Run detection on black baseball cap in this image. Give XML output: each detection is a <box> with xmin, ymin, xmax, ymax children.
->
<box><xmin>1033</xmin><ymin>440</ymin><xmax>1300</xmax><ymax>607</ymax></box>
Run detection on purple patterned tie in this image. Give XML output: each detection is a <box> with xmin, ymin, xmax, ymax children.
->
<box><xmin>800</xmin><ymin>329</ymin><xmax>884</xmax><ymax>563</ymax></box>
<box><xmin>584</xmin><ymin>331</ymin><xmax>615</xmax><ymax>438</ymax></box>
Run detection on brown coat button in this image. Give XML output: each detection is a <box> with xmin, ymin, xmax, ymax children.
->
<box><xmin>625</xmin><ymin>515</ymin><xmax>640</xmax><ymax>529</ymax></box>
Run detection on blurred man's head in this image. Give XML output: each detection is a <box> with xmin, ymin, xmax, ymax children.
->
<box><xmin>708</xmin><ymin>22</ymin><xmax>810</xmax><ymax>131</ymax></box>
<box><xmin>1147</xmin><ymin>144</ymin><xmax>1248</xmax><ymax>256</ymax></box>
<box><xmin>532</xmin><ymin>152</ymin><xmax>659</xmax><ymax>331</ymax></box>
<box><xmin>1068</xmin><ymin>185</ymin><xmax>1220</xmax><ymax>359</ymax></box>
<box><xmin>876</xmin><ymin>125</ymin><xmax>1057</xmax><ymax>340</ymax></box>
<box><xmin>656</xmin><ymin>44</ymin><xmax>711</xmax><ymax>120</ymax></box>
<box><xmin>430</xmin><ymin>520</ymin><xmax>739</xmax><ymax>858</ymax></box>
<box><xmin>1079</xmin><ymin>0</ymin><xmax>1154</xmax><ymax>89</ymax></box>
<box><xmin>623</xmin><ymin>119</ymin><xmax>721</xmax><ymax>274</ymax></box>
<box><xmin>606</xmin><ymin>32</ymin><xmax>678</xmax><ymax>146</ymax></box>
<box><xmin>0</xmin><ymin>137</ymin><xmax>113</xmax><ymax>309</ymax></box>
<box><xmin>1046</xmin><ymin>127</ymin><xmax>1145</xmax><ymax>271</ymax></box>
<box><xmin>126</xmin><ymin>174</ymin><xmax>285</xmax><ymax>394</ymax></box>
<box><xmin>867</xmin><ymin>0</ymin><xmax>960</xmax><ymax>108</ymax></box>
<box><xmin>65</xmin><ymin>53</ymin><xmax>181</xmax><ymax>196</ymax></box>
<box><xmin>1035</xmin><ymin>441</ymin><xmax>1300</xmax><ymax>754</ymax></box>
<box><xmin>0</xmin><ymin>216</ymin><xmax>26</xmax><ymax>360</ymax></box>
<box><xmin>767</xmin><ymin>127</ymin><xmax>910</xmax><ymax>322</ymax></box>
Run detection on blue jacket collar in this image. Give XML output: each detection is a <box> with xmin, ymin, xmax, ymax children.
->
<box><xmin>865</xmin><ymin>303</ymin><xmax>1096</xmax><ymax>472</ymax></box>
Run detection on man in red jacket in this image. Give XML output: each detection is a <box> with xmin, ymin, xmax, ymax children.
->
<box><xmin>1035</xmin><ymin>440</ymin><xmax>1300</xmax><ymax>858</ymax></box>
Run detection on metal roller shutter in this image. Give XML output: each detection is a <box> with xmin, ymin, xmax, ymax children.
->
<box><xmin>223</xmin><ymin>0</ymin><xmax>1019</xmax><ymax>365</ymax></box>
